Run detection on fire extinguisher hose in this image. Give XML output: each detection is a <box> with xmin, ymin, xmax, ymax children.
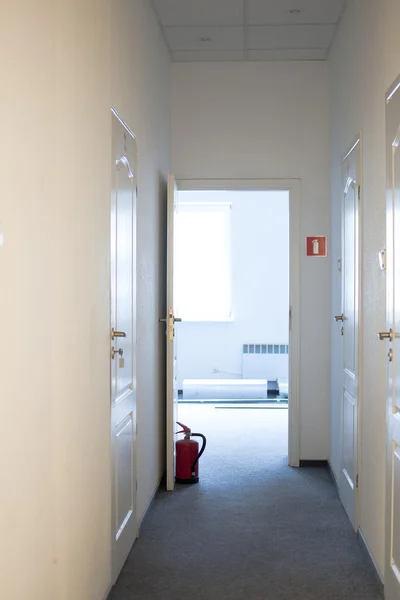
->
<box><xmin>190</xmin><ymin>433</ymin><xmax>207</xmax><ymax>476</ymax></box>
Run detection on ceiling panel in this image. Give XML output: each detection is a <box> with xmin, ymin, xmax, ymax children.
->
<box><xmin>248</xmin><ymin>24</ymin><xmax>336</xmax><ymax>50</ymax></box>
<box><xmin>151</xmin><ymin>0</ymin><xmax>348</xmax><ymax>62</ymax></box>
<box><xmin>152</xmin><ymin>0</ymin><xmax>244</xmax><ymax>27</ymax></box>
<box><xmin>248</xmin><ymin>48</ymin><xmax>328</xmax><ymax>61</ymax></box>
<box><xmin>247</xmin><ymin>0</ymin><xmax>346</xmax><ymax>25</ymax></box>
<box><xmin>164</xmin><ymin>26</ymin><xmax>244</xmax><ymax>52</ymax></box>
<box><xmin>173</xmin><ymin>50</ymin><xmax>245</xmax><ymax>62</ymax></box>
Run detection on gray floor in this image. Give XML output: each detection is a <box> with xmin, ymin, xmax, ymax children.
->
<box><xmin>110</xmin><ymin>405</ymin><xmax>383</xmax><ymax>600</ymax></box>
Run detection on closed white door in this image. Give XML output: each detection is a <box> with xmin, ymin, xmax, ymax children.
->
<box><xmin>110</xmin><ymin>111</ymin><xmax>137</xmax><ymax>582</ymax></box>
<box><xmin>384</xmin><ymin>77</ymin><xmax>400</xmax><ymax>600</ymax></box>
<box><xmin>164</xmin><ymin>174</ymin><xmax>180</xmax><ymax>491</ymax></box>
<box><xmin>337</xmin><ymin>137</ymin><xmax>361</xmax><ymax>530</ymax></box>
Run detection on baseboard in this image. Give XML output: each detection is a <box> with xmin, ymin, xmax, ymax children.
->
<box><xmin>137</xmin><ymin>472</ymin><xmax>165</xmax><ymax>537</ymax></box>
<box><xmin>299</xmin><ymin>459</ymin><xmax>328</xmax><ymax>467</ymax></box>
<box><xmin>358</xmin><ymin>528</ymin><xmax>384</xmax><ymax>584</ymax></box>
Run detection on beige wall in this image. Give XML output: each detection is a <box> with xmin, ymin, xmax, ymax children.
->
<box><xmin>171</xmin><ymin>61</ymin><xmax>331</xmax><ymax>460</ymax></box>
<box><xmin>0</xmin><ymin>1</ymin><xmax>170</xmax><ymax>599</ymax></box>
<box><xmin>329</xmin><ymin>0</ymin><xmax>400</xmax><ymax>577</ymax></box>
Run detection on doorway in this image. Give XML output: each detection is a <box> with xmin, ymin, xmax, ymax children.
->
<box><xmin>165</xmin><ymin>178</ymin><xmax>301</xmax><ymax>488</ymax></box>
<box><xmin>175</xmin><ymin>189</ymin><xmax>289</xmax><ymax>463</ymax></box>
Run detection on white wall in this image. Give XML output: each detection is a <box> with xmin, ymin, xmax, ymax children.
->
<box><xmin>176</xmin><ymin>190</ymin><xmax>289</xmax><ymax>388</ymax></box>
<box><xmin>171</xmin><ymin>62</ymin><xmax>330</xmax><ymax>459</ymax></box>
<box><xmin>0</xmin><ymin>1</ymin><xmax>170</xmax><ymax>599</ymax></box>
<box><xmin>329</xmin><ymin>0</ymin><xmax>400</xmax><ymax>578</ymax></box>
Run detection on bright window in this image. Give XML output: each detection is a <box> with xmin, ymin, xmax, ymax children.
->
<box><xmin>175</xmin><ymin>202</ymin><xmax>232</xmax><ymax>321</ymax></box>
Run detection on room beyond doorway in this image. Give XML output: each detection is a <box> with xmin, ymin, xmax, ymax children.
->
<box><xmin>174</xmin><ymin>188</ymin><xmax>290</xmax><ymax>468</ymax></box>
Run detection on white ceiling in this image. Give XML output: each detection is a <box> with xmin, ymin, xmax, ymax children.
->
<box><xmin>151</xmin><ymin>0</ymin><xmax>347</xmax><ymax>62</ymax></box>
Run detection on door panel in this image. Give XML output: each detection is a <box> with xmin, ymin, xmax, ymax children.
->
<box><xmin>339</xmin><ymin>137</ymin><xmax>361</xmax><ymax>530</ymax></box>
<box><xmin>342</xmin><ymin>391</ymin><xmax>355</xmax><ymax>486</ymax></box>
<box><xmin>116</xmin><ymin>414</ymin><xmax>134</xmax><ymax>535</ymax></box>
<box><xmin>111</xmin><ymin>111</ymin><xmax>137</xmax><ymax>583</ymax></box>
<box><xmin>343</xmin><ymin>183</ymin><xmax>356</xmax><ymax>372</ymax></box>
<box><xmin>385</xmin><ymin>77</ymin><xmax>400</xmax><ymax>600</ymax></box>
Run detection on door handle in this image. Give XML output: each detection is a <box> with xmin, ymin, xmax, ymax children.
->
<box><xmin>334</xmin><ymin>314</ymin><xmax>344</xmax><ymax>322</ymax></box>
<box><xmin>159</xmin><ymin>317</ymin><xmax>182</xmax><ymax>323</ymax></box>
<box><xmin>111</xmin><ymin>347</ymin><xmax>124</xmax><ymax>359</ymax></box>
<box><xmin>111</xmin><ymin>328</ymin><xmax>127</xmax><ymax>340</ymax></box>
<box><xmin>378</xmin><ymin>329</ymin><xmax>394</xmax><ymax>341</ymax></box>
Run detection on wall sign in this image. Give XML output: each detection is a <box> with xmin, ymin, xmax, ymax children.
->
<box><xmin>306</xmin><ymin>236</ymin><xmax>327</xmax><ymax>257</ymax></box>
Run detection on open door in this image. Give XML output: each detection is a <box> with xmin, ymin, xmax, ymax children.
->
<box><xmin>383</xmin><ymin>76</ymin><xmax>400</xmax><ymax>600</ymax></box>
<box><xmin>336</xmin><ymin>137</ymin><xmax>361</xmax><ymax>530</ymax></box>
<box><xmin>163</xmin><ymin>174</ymin><xmax>180</xmax><ymax>491</ymax></box>
<box><xmin>110</xmin><ymin>110</ymin><xmax>137</xmax><ymax>582</ymax></box>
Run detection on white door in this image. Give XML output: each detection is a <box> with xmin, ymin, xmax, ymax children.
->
<box><xmin>384</xmin><ymin>77</ymin><xmax>400</xmax><ymax>600</ymax></box>
<box><xmin>337</xmin><ymin>137</ymin><xmax>361</xmax><ymax>530</ymax></box>
<box><xmin>164</xmin><ymin>174</ymin><xmax>180</xmax><ymax>491</ymax></box>
<box><xmin>110</xmin><ymin>111</ymin><xmax>137</xmax><ymax>582</ymax></box>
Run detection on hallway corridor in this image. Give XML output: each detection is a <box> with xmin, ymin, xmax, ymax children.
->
<box><xmin>110</xmin><ymin>406</ymin><xmax>383</xmax><ymax>600</ymax></box>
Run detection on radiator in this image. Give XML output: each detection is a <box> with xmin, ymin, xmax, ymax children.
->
<box><xmin>242</xmin><ymin>343</ymin><xmax>288</xmax><ymax>381</ymax></box>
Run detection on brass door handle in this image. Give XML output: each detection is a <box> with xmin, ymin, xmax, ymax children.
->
<box><xmin>378</xmin><ymin>329</ymin><xmax>394</xmax><ymax>341</ymax></box>
<box><xmin>334</xmin><ymin>314</ymin><xmax>344</xmax><ymax>322</ymax></box>
<box><xmin>159</xmin><ymin>317</ymin><xmax>182</xmax><ymax>323</ymax></box>
<box><xmin>111</xmin><ymin>347</ymin><xmax>123</xmax><ymax>359</ymax></box>
<box><xmin>112</xmin><ymin>328</ymin><xmax>127</xmax><ymax>340</ymax></box>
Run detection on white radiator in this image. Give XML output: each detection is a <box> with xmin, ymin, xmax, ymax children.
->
<box><xmin>242</xmin><ymin>343</ymin><xmax>288</xmax><ymax>381</ymax></box>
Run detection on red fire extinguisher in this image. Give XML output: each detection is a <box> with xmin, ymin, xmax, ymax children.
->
<box><xmin>175</xmin><ymin>421</ymin><xmax>207</xmax><ymax>484</ymax></box>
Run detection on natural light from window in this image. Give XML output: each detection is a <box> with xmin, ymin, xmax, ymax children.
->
<box><xmin>175</xmin><ymin>197</ymin><xmax>231</xmax><ymax>321</ymax></box>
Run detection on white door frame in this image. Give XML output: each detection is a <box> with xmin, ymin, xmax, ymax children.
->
<box><xmin>176</xmin><ymin>178</ymin><xmax>301</xmax><ymax>467</ymax></box>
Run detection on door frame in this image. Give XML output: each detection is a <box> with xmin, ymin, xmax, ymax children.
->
<box><xmin>384</xmin><ymin>74</ymin><xmax>400</xmax><ymax>597</ymax></box>
<box><xmin>176</xmin><ymin>178</ymin><xmax>301</xmax><ymax>467</ymax></box>
<box><xmin>340</xmin><ymin>135</ymin><xmax>363</xmax><ymax>532</ymax></box>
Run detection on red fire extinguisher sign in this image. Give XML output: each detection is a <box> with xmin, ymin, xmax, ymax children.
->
<box><xmin>306</xmin><ymin>236</ymin><xmax>327</xmax><ymax>257</ymax></box>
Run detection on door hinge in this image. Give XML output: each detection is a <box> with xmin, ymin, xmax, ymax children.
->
<box><xmin>356</xmin><ymin>474</ymin><xmax>359</xmax><ymax>489</ymax></box>
<box><xmin>358</xmin><ymin>185</ymin><xmax>361</xmax><ymax>200</ymax></box>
